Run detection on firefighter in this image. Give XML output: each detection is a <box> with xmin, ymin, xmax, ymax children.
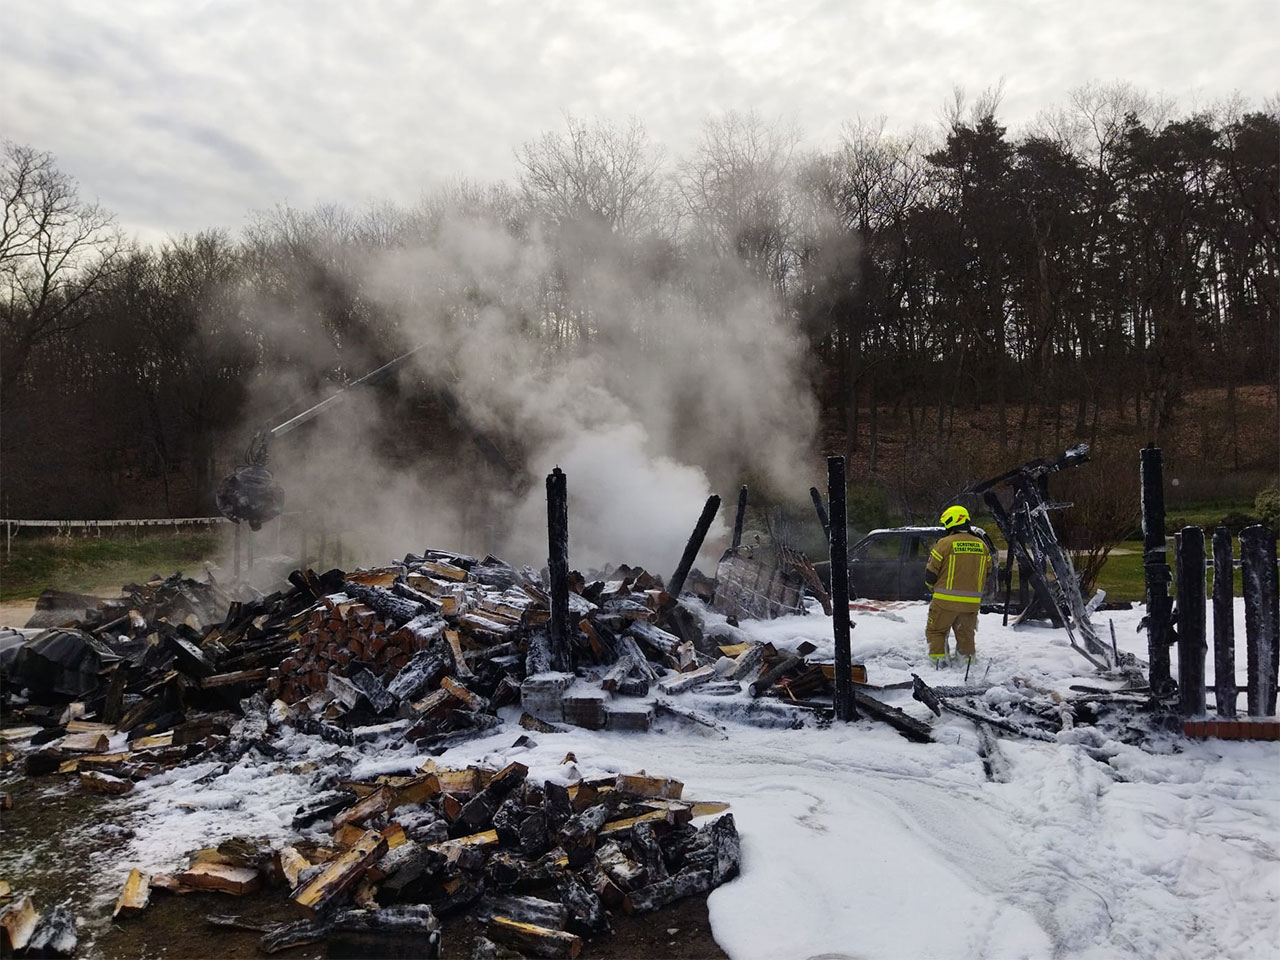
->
<box><xmin>924</xmin><ymin>505</ymin><xmax>992</xmax><ymax>666</ymax></box>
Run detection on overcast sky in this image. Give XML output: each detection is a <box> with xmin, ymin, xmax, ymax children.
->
<box><xmin>4</xmin><ymin>0</ymin><xmax>1277</xmax><ymax>244</ymax></box>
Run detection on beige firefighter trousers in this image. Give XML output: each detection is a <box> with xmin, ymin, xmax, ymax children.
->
<box><xmin>926</xmin><ymin>603</ymin><xmax>978</xmax><ymax>657</ymax></box>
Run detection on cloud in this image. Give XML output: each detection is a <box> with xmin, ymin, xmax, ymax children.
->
<box><xmin>3</xmin><ymin>0</ymin><xmax>1277</xmax><ymax>241</ymax></box>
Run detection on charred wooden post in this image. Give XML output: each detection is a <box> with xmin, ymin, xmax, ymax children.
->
<box><xmin>731</xmin><ymin>485</ymin><xmax>748</xmax><ymax>550</ymax></box>
<box><xmin>1212</xmin><ymin>527</ymin><xmax>1237</xmax><ymax>718</ymax></box>
<box><xmin>668</xmin><ymin>495</ymin><xmax>722</xmax><ymax>600</ymax></box>
<box><xmin>233</xmin><ymin>524</ymin><xmax>242</xmax><ymax>581</ymax></box>
<box><xmin>809</xmin><ymin>486</ymin><xmax>830</xmax><ymax>543</ymax></box>
<box><xmin>1240</xmin><ymin>524</ymin><xmax>1279</xmax><ymax>717</ymax></box>
<box><xmin>1176</xmin><ymin>527</ymin><xmax>1207</xmax><ymax>717</ymax></box>
<box><xmin>547</xmin><ymin>467</ymin><xmax>570</xmax><ymax>672</ymax></box>
<box><xmin>747</xmin><ymin>654</ymin><xmax>802</xmax><ymax>698</ymax></box>
<box><xmin>827</xmin><ymin>456</ymin><xmax>856</xmax><ymax>721</ymax></box>
<box><xmin>1141</xmin><ymin>445</ymin><xmax>1175</xmax><ymax>698</ymax></box>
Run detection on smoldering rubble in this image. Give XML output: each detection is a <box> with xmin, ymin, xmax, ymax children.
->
<box><xmin>0</xmin><ymin>520</ymin><xmax>1222</xmax><ymax>958</ymax></box>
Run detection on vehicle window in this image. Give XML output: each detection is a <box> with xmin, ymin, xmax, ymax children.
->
<box><xmin>855</xmin><ymin>536</ymin><xmax>902</xmax><ymax>561</ymax></box>
<box><xmin>905</xmin><ymin>537</ymin><xmax>924</xmax><ymax>559</ymax></box>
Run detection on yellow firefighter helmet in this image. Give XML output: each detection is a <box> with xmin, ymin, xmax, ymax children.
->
<box><xmin>940</xmin><ymin>505</ymin><xmax>970</xmax><ymax>529</ymax></box>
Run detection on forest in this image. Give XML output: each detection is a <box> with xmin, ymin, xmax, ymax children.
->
<box><xmin>2</xmin><ymin>82</ymin><xmax>1276</xmax><ymax>525</ymax></box>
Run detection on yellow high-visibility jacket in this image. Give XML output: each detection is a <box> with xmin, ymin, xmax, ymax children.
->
<box><xmin>925</xmin><ymin>529</ymin><xmax>992</xmax><ymax>610</ymax></box>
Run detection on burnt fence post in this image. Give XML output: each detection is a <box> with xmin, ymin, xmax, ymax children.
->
<box><xmin>546</xmin><ymin>467</ymin><xmax>570</xmax><ymax>672</ymax></box>
<box><xmin>1211</xmin><ymin>527</ymin><xmax>1236</xmax><ymax>718</ymax></box>
<box><xmin>1240</xmin><ymin>524</ymin><xmax>1279</xmax><ymax>717</ymax></box>
<box><xmin>1176</xmin><ymin>527</ymin><xmax>1207</xmax><ymax>717</ymax></box>
<box><xmin>1141</xmin><ymin>445</ymin><xmax>1175</xmax><ymax>698</ymax></box>
<box><xmin>731</xmin><ymin>485</ymin><xmax>748</xmax><ymax>550</ymax></box>
<box><xmin>828</xmin><ymin>456</ymin><xmax>856</xmax><ymax>722</ymax></box>
<box><xmin>668</xmin><ymin>495</ymin><xmax>721</xmax><ymax>601</ymax></box>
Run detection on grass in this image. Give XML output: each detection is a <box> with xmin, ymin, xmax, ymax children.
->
<box><xmin>0</xmin><ymin>531</ymin><xmax>224</xmax><ymax>602</ymax></box>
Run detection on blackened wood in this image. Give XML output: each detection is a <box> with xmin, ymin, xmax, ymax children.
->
<box><xmin>851</xmin><ymin>691</ymin><xmax>931</xmax><ymax>742</ymax></box>
<box><xmin>344</xmin><ymin>583</ymin><xmax>425</xmax><ymax>626</ymax></box>
<box><xmin>747</xmin><ymin>654</ymin><xmax>802</xmax><ymax>698</ymax></box>
<box><xmin>558</xmin><ymin>805</ymin><xmax>610</xmax><ymax>869</ymax></box>
<box><xmin>260</xmin><ymin>918</ymin><xmax>330</xmax><ymax>954</ymax></box>
<box><xmin>456</xmin><ymin>762</ymin><xmax>529</xmax><ymax>834</ymax></box>
<box><xmin>1177</xmin><ymin>527</ymin><xmax>1208</xmax><ymax>717</ymax></box>
<box><xmin>348</xmin><ymin>669</ymin><xmax>395</xmax><ymax>715</ymax></box>
<box><xmin>543</xmin><ymin>781</ymin><xmax>573</xmax><ymax>832</ymax></box>
<box><xmin>492</xmin><ymin>796</ymin><xmax>528</xmax><ymax>845</ymax></box>
<box><xmin>809</xmin><ymin>486</ymin><xmax>830</xmax><ymax>542</ymax></box>
<box><xmin>557</xmin><ymin>873</ymin><xmax>610</xmax><ymax>935</ymax></box>
<box><xmin>547</xmin><ymin>468</ymin><xmax>571</xmax><ymax>672</ymax></box>
<box><xmin>478</xmin><ymin>896</ymin><xmax>568</xmax><ymax>930</ymax></box>
<box><xmin>630</xmin><ymin>821</ymin><xmax>668</xmax><ymax>882</ymax></box>
<box><xmin>601</xmin><ymin>655</ymin><xmax>636</xmax><ymax>691</ymax></box>
<box><xmin>616</xmin><ymin>635</ymin><xmax>658</xmax><ymax>682</ymax></box>
<box><xmin>614</xmin><ymin>678</ymin><xmax>650</xmax><ymax>697</ymax></box>
<box><xmin>596</xmin><ymin>842</ymin><xmax>646</xmax><ymax>891</ymax></box>
<box><xmin>1241</xmin><ymin>525</ymin><xmax>1279</xmax><ymax>716</ymax></box>
<box><xmin>707</xmin><ymin>813</ymin><xmax>740</xmax><ymax>884</ymax></box>
<box><xmin>293</xmin><ymin>717</ymin><xmax>354</xmax><ymax>746</ymax></box>
<box><xmin>827</xmin><ymin>457</ymin><xmax>856</xmax><ymax>721</ymax></box>
<box><xmin>1212</xmin><ymin>527</ymin><xmax>1237</xmax><ymax>718</ymax></box>
<box><xmin>486</xmin><ymin>917</ymin><xmax>582</xmax><ymax>959</ymax></box>
<box><xmin>387</xmin><ymin>649</ymin><xmax>448</xmax><ymax>701</ymax></box>
<box><xmin>731</xmin><ymin>485</ymin><xmax>748</xmax><ymax>550</ymax></box>
<box><xmin>526</xmin><ymin>632</ymin><xmax>553</xmax><ymax>677</ymax></box>
<box><xmin>326</xmin><ymin>906</ymin><xmax>442</xmax><ymax>960</ymax></box>
<box><xmin>668</xmin><ymin>495</ymin><xmax>722</xmax><ymax>600</ymax></box>
<box><xmin>293</xmin><ymin>790</ymin><xmax>357</xmax><ymax>828</ymax></box>
<box><xmin>1141</xmin><ymin>445</ymin><xmax>1175</xmax><ymax>697</ymax></box>
<box><xmin>518</xmin><ymin>809</ymin><xmax>551</xmax><ymax>856</ymax></box>
<box><xmin>101</xmin><ymin>667</ymin><xmax>126</xmax><ymax>726</ymax></box>
<box><xmin>627</xmin><ymin>868</ymin><xmax>712</xmax><ymax>914</ymax></box>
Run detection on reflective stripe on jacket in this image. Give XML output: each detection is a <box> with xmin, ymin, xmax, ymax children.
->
<box><xmin>925</xmin><ymin>529</ymin><xmax>991</xmax><ymax>610</ymax></box>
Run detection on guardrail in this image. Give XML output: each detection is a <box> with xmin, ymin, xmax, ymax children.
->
<box><xmin>2</xmin><ymin>513</ymin><xmax>339</xmax><ymax>575</ymax></box>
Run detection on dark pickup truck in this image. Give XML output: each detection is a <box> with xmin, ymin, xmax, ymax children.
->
<box><xmin>818</xmin><ymin>526</ymin><xmax>1001</xmax><ymax>602</ymax></box>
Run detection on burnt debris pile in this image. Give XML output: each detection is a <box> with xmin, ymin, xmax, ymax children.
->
<box><xmin>0</xmin><ymin>553</ymin><xmax>758</xmax><ymax>957</ymax></box>
<box><xmin>113</xmin><ymin>765</ymin><xmax>737</xmax><ymax>959</ymax></box>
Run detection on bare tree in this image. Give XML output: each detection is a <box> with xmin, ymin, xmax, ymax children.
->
<box><xmin>677</xmin><ymin>111</ymin><xmax>802</xmax><ymax>294</ymax></box>
<box><xmin>516</xmin><ymin>115</ymin><xmax>669</xmax><ymax>237</ymax></box>
<box><xmin>1</xmin><ymin>141</ymin><xmax>125</xmax><ymax>399</ymax></box>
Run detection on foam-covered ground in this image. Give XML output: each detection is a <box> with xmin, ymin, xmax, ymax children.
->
<box><xmin>103</xmin><ymin>600</ymin><xmax>1279</xmax><ymax>960</ymax></box>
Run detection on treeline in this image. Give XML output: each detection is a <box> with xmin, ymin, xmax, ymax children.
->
<box><xmin>1</xmin><ymin>83</ymin><xmax>1276</xmax><ymax>518</ymax></box>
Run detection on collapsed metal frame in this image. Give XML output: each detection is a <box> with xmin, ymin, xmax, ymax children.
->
<box><xmin>969</xmin><ymin>444</ymin><xmax>1117</xmax><ymax>672</ymax></box>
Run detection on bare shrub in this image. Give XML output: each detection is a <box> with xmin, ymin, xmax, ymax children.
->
<box><xmin>1054</xmin><ymin>452</ymin><xmax>1140</xmax><ymax>598</ymax></box>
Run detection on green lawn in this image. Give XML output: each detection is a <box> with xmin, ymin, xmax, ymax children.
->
<box><xmin>0</xmin><ymin>532</ymin><xmax>225</xmax><ymax>602</ymax></box>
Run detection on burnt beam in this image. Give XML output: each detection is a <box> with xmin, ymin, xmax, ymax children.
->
<box><xmin>1141</xmin><ymin>445</ymin><xmax>1175</xmax><ymax>698</ymax></box>
<box><xmin>809</xmin><ymin>487</ymin><xmax>830</xmax><ymax>543</ymax></box>
<box><xmin>731</xmin><ymin>486</ymin><xmax>748</xmax><ymax>550</ymax></box>
<box><xmin>668</xmin><ymin>495</ymin><xmax>722</xmax><ymax>600</ymax></box>
<box><xmin>1241</xmin><ymin>524</ymin><xmax>1279</xmax><ymax>717</ymax></box>
<box><xmin>1176</xmin><ymin>527</ymin><xmax>1207</xmax><ymax>717</ymax></box>
<box><xmin>1211</xmin><ymin>527</ymin><xmax>1237</xmax><ymax>718</ymax></box>
<box><xmin>828</xmin><ymin>456</ymin><xmax>856</xmax><ymax>721</ymax></box>
<box><xmin>547</xmin><ymin>467</ymin><xmax>570</xmax><ymax>672</ymax></box>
